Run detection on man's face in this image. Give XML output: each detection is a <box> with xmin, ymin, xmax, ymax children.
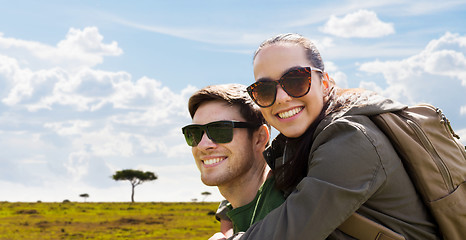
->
<box><xmin>191</xmin><ymin>100</ymin><xmax>257</xmax><ymax>187</ymax></box>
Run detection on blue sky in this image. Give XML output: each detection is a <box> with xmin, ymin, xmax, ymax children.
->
<box><xmin>1</xmin><ymin>0</ymin><xmax>465</xmax><ymax>202</ymax></box>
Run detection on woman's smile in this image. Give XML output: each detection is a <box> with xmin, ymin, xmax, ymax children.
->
<box><xmin>276</xmin><ymin>106</ymin><xmax>304</xmax><ymax>119</ymax></box>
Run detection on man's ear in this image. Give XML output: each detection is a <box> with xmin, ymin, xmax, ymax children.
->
<box><xmin>254</xmin><ymin>124</ymin><xmax>270</xmax><ymax>151</ymax></box>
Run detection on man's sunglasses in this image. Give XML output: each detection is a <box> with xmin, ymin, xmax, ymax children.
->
<box><xmin>247</xmin><ymin>66</ymin><xmax>323</xmax><ymax>108</ymax></box>
<box><xmin>182</xmin><ymin>120</ymin><xmax>260</xmax><ymax>147</ymax></box>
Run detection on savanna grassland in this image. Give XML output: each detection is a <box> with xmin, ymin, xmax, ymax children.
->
<box><xmin>0</xmin><ymin>201</ymin><xmax>221</xmax><ymax>240</ymax></box>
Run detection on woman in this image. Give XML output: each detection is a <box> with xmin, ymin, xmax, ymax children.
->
<box><xmin>224</xmin><ymin>33</ymin><xmax>441</xmax><ymax>239</ymax></box>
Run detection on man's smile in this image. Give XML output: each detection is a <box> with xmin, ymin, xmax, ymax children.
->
<box><xmin>202</xmin><ymin>157</ymin><xmax>227</xmax><ymax>166</ymax></box>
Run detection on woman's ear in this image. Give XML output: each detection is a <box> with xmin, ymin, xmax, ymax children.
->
<box><xmin>322</xmin><ymin>72</ymin><xmax>330</xmax><ymax>89</ymax></box>
<box><xmin>320</xmin><ymin>73</ymin><xmax>331</xmax><ymax>96</ymax></box>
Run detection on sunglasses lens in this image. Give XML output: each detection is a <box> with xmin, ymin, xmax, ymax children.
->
<box><xmin>183</xmin><ymin>127</ymin><xmax>203</xmax><ymax>147</ymax></box>
<box><xmin>250</xmin><ymin>81</ymin><xmax>277</xmax><ymax>107</ymax></box>
<box><xmin>207</xmin><ymin>122</ymin><xmax>233</xmax><ymax>143</ymax></box>
<box><xmin>248</xmin><ymin>68</ymin><xmax>312</xmax><ymax>108</ymax></box>
<box><xmin>282</xmin><ymin>69</ymin><xmax>310</xmax><ymax>97</ymax></box>
<box><xmin>182</xmin><ymin>122</ymin><xmax>235</xmax><ymax>146</ymax></box>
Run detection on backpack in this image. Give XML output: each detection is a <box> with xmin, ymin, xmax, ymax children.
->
<box><xmin>339</xmin><ymin>104</ymin><xmax>466</xmax><ymax>240</ymax></box>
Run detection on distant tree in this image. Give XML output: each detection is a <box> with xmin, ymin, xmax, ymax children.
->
<box><xmin>112</xmin><ymin>169</ymin><xmax>158</xmax><ymax>202</ymax></box>
<box><xmin>201</xmin><ymin>191</ymin><xmax>211</xmax><ymax>202</ymax></box>
<box><xmin>79</xmin><ymin>193</ymin><xmax>89</xmax><ymax>202</ymax></box>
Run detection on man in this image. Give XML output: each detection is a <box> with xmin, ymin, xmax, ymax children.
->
<box><xmin>182</xmin><ymin>84</ymin><xmax>285</xmax><ymax>238</ymax></box>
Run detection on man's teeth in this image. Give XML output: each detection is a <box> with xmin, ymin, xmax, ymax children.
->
<box><xmin>278</xmin><ymin>107</ymin><xmax>303</xmax><ymax>119</ymax></box>
<box><xmin>204</xmin><ymin>158</ymin><xmax>223</xmax><ymax>165</ymax></box>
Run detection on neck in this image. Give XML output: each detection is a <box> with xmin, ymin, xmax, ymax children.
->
<box><xmin>218</xmin><ymin>164</ymin><xmax>271</xmax><ymax>209</ymax></box>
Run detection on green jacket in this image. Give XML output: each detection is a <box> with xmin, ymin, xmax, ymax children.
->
<box><xmin>232</xmin><ymin>94</ymin><xmax>441</xmax><ymax>240</ymax></box>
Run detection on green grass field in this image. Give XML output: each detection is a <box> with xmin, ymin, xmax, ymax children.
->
<box><xmin>0</xmin><ymin>201</ymin><xmax>221</xmax><ymax>240</ymax></box>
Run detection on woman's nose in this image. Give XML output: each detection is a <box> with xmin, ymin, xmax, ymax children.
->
<box><xmin>274</xmin><ymin>85</ymin><xmax>292</xmax><ymax>104</ymax></box>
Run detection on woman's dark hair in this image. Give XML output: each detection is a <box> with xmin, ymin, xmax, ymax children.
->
<box><xmin>254</xmin><ymin>33</ymin><xmax>325</xmax><ymax>73</ymax></box>
<box><xmin>273</xmin><ymin>104</ymin><xmax>328</xmax><ymax>192</ymax></box>
<box><xmin>273</xmin><ymin>88</ymin><xmax>368</xmax><ymax>192</ymax></box>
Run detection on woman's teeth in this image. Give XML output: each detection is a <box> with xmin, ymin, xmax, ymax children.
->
<box><xmin>278</xmin><ymin>107</ymin><xmax>303</xmax><ymax>119</ymax></box>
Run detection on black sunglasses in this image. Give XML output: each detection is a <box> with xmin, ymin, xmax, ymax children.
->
<box><xmin>247</xmin><ymin>66</ymin><xmax>323</xmax><ymax>108</ymax></box>
<box><xmin>182</xmin><ymin>120</ymin><xmax>260</xmax><ymax>147</ymax></box>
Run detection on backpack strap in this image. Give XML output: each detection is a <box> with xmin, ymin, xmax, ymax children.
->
<box><xmin>338</xmin><ymin>213</ymin><xmax>406</xmax><ymax>240</ymax></box>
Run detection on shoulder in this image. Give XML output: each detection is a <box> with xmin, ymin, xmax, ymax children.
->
<box><xmin>316</xmin><ymin>93</ymin><xmax>400</xmax><ymax>149</ymax></box>
<box><xmin>308</xmin><ymin>114</ymin><xmax>393</xmax><ymax>185</ymax></box>
<box><xmin>315</xmin><ymin>114</ymin><xmax>384</xmax><ymax>147</ymax></box>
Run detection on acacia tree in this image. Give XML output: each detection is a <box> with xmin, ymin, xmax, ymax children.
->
<box><xmin>201</xmin><ymin>191</ymin><xmax>211</xmax><ymax>202</ymax></box>
<box><xmin>79</xmin><ymin>193</ymin><xmax>89</xmax><ymax>202</ymax></box>
<box><xmin>112</xmin><ymin>169</ymin><xmax>158</xmax><ymax>202</ymax></box>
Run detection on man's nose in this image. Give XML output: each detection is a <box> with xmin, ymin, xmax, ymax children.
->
<box><xmin>196</xmin><ymin>132</ymin><xmax>216</xmax><ymax>149</ymax></box>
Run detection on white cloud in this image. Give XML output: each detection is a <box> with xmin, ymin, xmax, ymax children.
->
<box><xmin>2</xmin><ymin>48</ymin><xmax>194</xmax><ymax>118</ymax></box>
<box><xmin>457</xmin><ymin>128</ymin><xmax>466</xmax><ymax>145</ymax></box>
<box><xmin>0</xmin><ymin>27</ymin><xmax>122</xmax><ymax>70</ymax></box>
<box><xmin>65</xmin><ymin>151</ymin><xmax>91</xmax><ymax>181</ymax></box>
<box><xmin>320</xmin><ymin>9</ymin><xmax>395</xmax><ymax>38</ymax></box>
<box><xmin>358</xmin><ymin>32</ymin><xmax>466</xmax><ymax>132</ymax></box>
<box><xmin>422</xmin><ymin>33</ymin><xmax>466</xmax><ymax>85</ymax></box>
<box><xmin>359</xmin><ymin>81</ymin><xmax>384</xmax><ymax>94</ymax></box>
<box><xmin>359</xmin><ymin>32</ymin><xmax>466</xmax><ymax>100</ymax></box>
<box><xmin>0</xmin><ymin>27</ymin><xmax>199</xmax><ymax>202</ymax></box>
<box><xmin>57</xmin><ymin>27</ymin><xmax>122</xmax><ymax>57</ymax></box>
<box><xmin>356</xmin><ymin>32</ymin><xmax>466</xmax><ymax>163</ymax></box>
<box><xmin>44</xmin><ymin>120</ymin><xmax>92</xmax><ymax>136</ymax></box>
<box><xmin>286</xmin><ymin>1</ymin><xmax>466</xmax><ymax>28</ymax></box>
<box><xmin>70</xmin><ymin>126</ymin><xmax>134</xmax><ymax>157</ymax></box>
<box><xmin>0</xmin><ymin>131</ymin><xmax>55</xmax><ymax>154</ymax></box>
<box><xmin>108</xmin><ymin>76</ymin><xmax>194</xmax><ymax>125</ymax></box>
<box><xmin>0</xmin><ymin>27</ymin><xmax>126</xmax><ymax>110</ymax></box>
<box><xmin>324</xmin><ymin>61</ymin><xmax>348</xmax><ymax>88</ymax></box>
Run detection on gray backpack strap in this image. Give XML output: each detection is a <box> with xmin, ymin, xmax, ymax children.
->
<box><xmin>338</xmin><ymin>213</ymin><xmax>406</xmax><ymax>240</ymax></box>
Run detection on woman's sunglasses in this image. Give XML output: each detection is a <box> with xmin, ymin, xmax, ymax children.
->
<box><xmin>182</xmin><ymin>120</ymin><xmax>260</xmax><ymax>147</ymax></box>
<box><xmin>247</xmin><ymin>66</ymin><xmax>323</xmax><ymax>108</ymax></box>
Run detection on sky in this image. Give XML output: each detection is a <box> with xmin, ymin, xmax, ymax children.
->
<box><xmin>1</xmin><ymin>0</ymin><xmax>465</xmax><ymax>202</ymax></box>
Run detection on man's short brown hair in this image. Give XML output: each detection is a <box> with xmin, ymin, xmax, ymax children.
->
<box><xmin>188</xmin><ymin>84</ymin><xmax>267</xmax><ymax>129</ymax></box>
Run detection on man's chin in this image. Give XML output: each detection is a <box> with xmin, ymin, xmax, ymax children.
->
<box><xmin>201</xmin><ymin>175</ymin><xmax>227</xmax><ymax>186</ymax></box>
<box><xmin>201</xmin><ymin>179</ymin><xmax>219</xmax><ymax>186</ymax></box>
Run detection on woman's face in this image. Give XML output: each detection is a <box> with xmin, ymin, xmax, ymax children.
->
<box><xmin>253</xmin><ymin>43</ymin><xmax>327</xmax><ymax>138</ymax></box>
